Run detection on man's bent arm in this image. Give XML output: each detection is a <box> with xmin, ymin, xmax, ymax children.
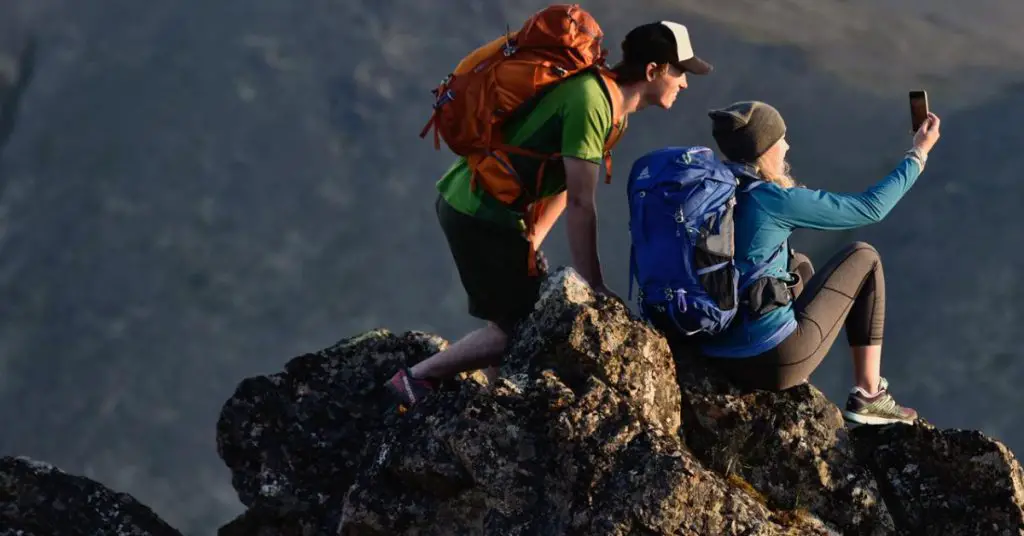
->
<box><xmin>564</xmin><ymin>157</ymin><xmax>604</xmax><ymax>287</ymax></box>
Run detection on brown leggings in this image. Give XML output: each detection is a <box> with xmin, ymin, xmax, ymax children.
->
<box><xmin>712</xmin><ymin>241</ymin><xmax>886</xmax><ymax>391</ymax></box>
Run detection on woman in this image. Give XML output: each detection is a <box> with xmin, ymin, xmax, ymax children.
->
<box><xmin>670</xmin><ymin>100</ymin><xmax>940</xmax><ymax>425</ymax></box>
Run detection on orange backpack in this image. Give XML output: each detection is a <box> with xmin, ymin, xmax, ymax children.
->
<box><xmin>419</xmin><ymin>4</ymin><xmax>626</xmax><ymax>275</ymax></box>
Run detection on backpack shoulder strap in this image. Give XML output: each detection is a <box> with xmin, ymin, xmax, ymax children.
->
<box><xmin>725</xmin><ymin>161</ymin><xmax>768</xmax><ymax>194</ymax></box>
<box><xmin>738</xmin><ymin>177</ymin><xmax>764</xmax><ymax>192</ymax></box>
<box><xmin>596</xmin><ymin>69</ymin><xmax>626</xmax><ymax>129</ymax></box>
<box><xmin>595</xmin><ymin>68</ymin><xmax>628</xmax><ymax>184</ymax></box>
<box><xmin>738</xmin><ymin>241</ymin><xmax>788</xmax><ymax>293</ymax></box>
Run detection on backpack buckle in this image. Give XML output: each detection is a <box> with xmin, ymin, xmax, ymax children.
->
<box><xmin>433</xmin><ymin>89</ymin><xmax>455</xmax><ymax>109</ymax></box>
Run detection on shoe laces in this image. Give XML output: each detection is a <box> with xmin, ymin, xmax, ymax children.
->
<box><xmin>871</xmin><ymin>392</ymin><xmax>899</xmax><ymax>413</ymax></box>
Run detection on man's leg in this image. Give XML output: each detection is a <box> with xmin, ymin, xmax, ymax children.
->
<box><xmin>409</xmin><ymin>321</ymin><xmax>507</xmax><ymax>380</ymax></box>
<box><xmin>385</xmin><ymin>196</ymin><xmax>540</xmax><ymax>407</ymax></box>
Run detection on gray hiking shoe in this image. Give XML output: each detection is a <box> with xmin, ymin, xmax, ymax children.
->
<box><xmin>843</xmin><ymin>377</ymin><xmax>918</xmax><ymax>425</ymax></box>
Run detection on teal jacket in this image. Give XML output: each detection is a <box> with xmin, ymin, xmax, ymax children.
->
<box><xmin>700</xmin><ymin>156</ymin><xmax>924</xmax><ymax>358</ymax></box>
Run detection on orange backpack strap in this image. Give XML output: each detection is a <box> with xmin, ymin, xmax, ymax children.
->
<box><xmin>520</xmin><ymin>70</ymin><xmax>625</xmax><ymax>278</ymax></box>
<box><xmin>597</xmin><ymin>69</ymin><xmax>628</xmax><ymax>184</ymax></box>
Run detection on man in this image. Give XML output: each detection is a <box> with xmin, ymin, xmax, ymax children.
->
<box><xmin>386</xmin><ymin>20</ymin><xmax>713</xmax><ymax>407</ymax></box>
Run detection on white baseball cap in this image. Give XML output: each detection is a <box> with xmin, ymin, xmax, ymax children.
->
<box><xmin>621</xmin><ymin>21</ymin><xmax>712</xmax><ymax>75</ymax></box>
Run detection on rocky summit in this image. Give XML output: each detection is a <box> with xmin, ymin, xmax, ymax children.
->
<box><xmin>3</xmin><ymin>267</ymin><xmax>1023</xmax><ymax>535</ymax></box>
<box><xmin>210</xmin><ymin>267</ymin><xmax>1024</xmax><ymax>536</ymax></box>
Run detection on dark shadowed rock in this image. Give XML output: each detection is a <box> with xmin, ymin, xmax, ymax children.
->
<box><xmin>337</xmin><ymin>305</ymin><xmax>834</xmax><ymax>535</ymax></box>
<box><xmin>215</xmin><ymin>329</ymin><xmax>451</xmax><ymax>534</ymax></box>
<box><xmin>578</xmin><ymin>431</ymin><xmax>836</xmax><ymax>535</ymax></box>
<box><xmin>215</xmin><ymin>267</ymin><xmax>1021</xmax><ymax>535</ymax></box>
<box><xmin>852</xmin><ymin>423</ymin><xmax>1024</xmax><ymax>535</ymax></box>
<box><xmin>0</xmin><ymin>455</ymin><xmax>181</xmax><ymax>536</ymax></box>
<box><xmin>218</xmin><ymin>269</ymin><xmax>837</xmax><ymax>534</ymax></box>
<box><xmin>676</xmin><ymin>356</ymin><xmax>894</xmax><ymax>535</ymax></box>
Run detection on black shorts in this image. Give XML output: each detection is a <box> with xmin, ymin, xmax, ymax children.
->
<box><xmin>435</xmin><ymin>195</ymin><xmax>541</xmax><ymax>333</ymax></box>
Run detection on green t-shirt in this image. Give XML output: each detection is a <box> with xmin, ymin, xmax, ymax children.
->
<box><xmin>435</xmin><ymin>71</ymin><xmax>621</xmax><ymax>229</ymax></box>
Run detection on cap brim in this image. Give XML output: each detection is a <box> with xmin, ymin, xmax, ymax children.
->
<box><xmin>675</xmin><ymin>56</ymin><xmax>712</xmax><ymax>75</ymax></box>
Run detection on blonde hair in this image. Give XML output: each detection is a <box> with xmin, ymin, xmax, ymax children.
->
<box><xmin>754</xmin><ymin>155</ymin><xmax>797</xmax><ymax>189</ymax></box>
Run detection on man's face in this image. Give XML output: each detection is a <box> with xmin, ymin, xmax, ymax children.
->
<box><xmin>645</xmin><ymin>63</ymin><xmax>688</xmax><ymax>109</ymax></box>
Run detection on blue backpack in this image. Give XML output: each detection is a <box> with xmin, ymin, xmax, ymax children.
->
<box><xmin>626</xmin><ymin>146</ymin><xmax>784</xmax><ymax>337</ymax></box>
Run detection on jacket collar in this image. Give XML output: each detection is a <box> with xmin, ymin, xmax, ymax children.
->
<box><xmin>725</xmin><ymin>161</ymin><xmax>762</xmax><ymax>182</ymax></box>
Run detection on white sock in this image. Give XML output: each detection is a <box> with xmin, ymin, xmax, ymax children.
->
<box><xmin>851</xmin><ymin>380</ymin><xmax>883</xmax><ymax>398</ymax></box>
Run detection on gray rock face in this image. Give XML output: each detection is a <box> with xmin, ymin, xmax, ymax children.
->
<box><xmin>852</xmin><ymin>424</ymin><xmax>1024</xmax><ymax>536</ymax></box>
<box><xmin>0</xmin><ymin>456</ymin><xmax>181</xmax><ymax>536</ymax></box>
<box><xmin>677</xmin><ymin>355</ymin><xmax>895</xmax><ymax>535</ymax></box>
<box><xmin>3</xmin><ymin>267</ymin><xmax>1021</xmax><ymax>534</ymax></box>
<box><xmin>213</xmin><ymin>267</ymin><xmax>1024</xmax><ymax>535</ymax></box>
<box><xmin>214</xmin><ymin>329</ymin><xmax>451</xmax><ymax>534</ymax></box>
<box><xmin>2</xmin><ymin>267</ymin><xmax>1021</xmax><ymax>534</ymax></box>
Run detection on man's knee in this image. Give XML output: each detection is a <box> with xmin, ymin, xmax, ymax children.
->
<box><xmin>485</xmin><ymin>320</ymin><xmax>511</xmax><ymax>341</ymax></box>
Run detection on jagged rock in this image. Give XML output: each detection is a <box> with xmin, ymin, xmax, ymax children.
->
<box><xmin>503</xmin><ymin>269</ymin><xmax>682</xmax><ymax>436</ymax></box>
<box><xmin>852</xmin><ymin>423</ymin><xmax>1024</xmax><ymax>535</ymax></box>
<box><xmin>0</xmin><ymin>455</ymin><xmax>181</xmax><ymax>536</ymax></box>
<box><xmin>339</xmin><ymin>365</ymin><xmax>833</xmax><ymax>535</ymax></box>
<box><xmin>215</xmin><ymin>328</ymin><xmax>452</xmax><ymax>534</ymax></box>
<box><xmin>215</xmin><ymin>267</ymin><xmax>1023</xmax><ymax>536</ymax></box>
<box><xmin>218</xmin><ymin>269</ymin><xmax>834</xmax><ymax>534</ymax></box>
<box><xmin>676</xmin><ymin>356</ymin><xmax>894</xmax><ymax>535</ymax></box>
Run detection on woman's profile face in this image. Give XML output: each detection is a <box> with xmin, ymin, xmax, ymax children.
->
<box><xmin>764</xmin><ymin>136</ymin><xmax>790</xmax><ymax>173</ymax></box>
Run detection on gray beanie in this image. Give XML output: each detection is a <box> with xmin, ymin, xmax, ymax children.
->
<box><xmin>708</xmin><ymin>101</ymin><xmax>786</xmax><ymax>163</ymax></box>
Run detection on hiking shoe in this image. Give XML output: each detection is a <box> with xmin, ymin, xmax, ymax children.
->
<box><xmin>384</xmin><ymin>368</ymin><xmax>438</xmax><ymax>409</ymax></box>
<box><xmin>843</xmin><ymin>377</ymin><xmax>918</xmax><ymax>425</ymax></box>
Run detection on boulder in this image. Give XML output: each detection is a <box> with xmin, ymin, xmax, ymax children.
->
<box><xmin>215</xmin><ymin>267</ymin><xmax>1024</xmax><ymax>535</ymax></box>
<box><xmin>0</xmin><ymin>455</ymin><xmax>181</xmax><ymax>536</ymax></box>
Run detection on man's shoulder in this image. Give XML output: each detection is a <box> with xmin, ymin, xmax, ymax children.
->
<box><xmin>544</xmin><ymin>70</ymin><xmax>612</xmax><ymax>111</ymax></box>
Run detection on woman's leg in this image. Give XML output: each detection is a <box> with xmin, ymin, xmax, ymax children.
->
<box><xmin>793</xmin><ymin>241</ymin><xmax>886</xmax><ymax>391</ymax></box>
<box><xmin>714</xmin><ymin>242</ymin><xmax>917</xmax><ymax>424</ymax></box>
<box><xmin>792</xmin><ymin>241</ymin><xmax>915</xmax><ymax>423</ymax></box>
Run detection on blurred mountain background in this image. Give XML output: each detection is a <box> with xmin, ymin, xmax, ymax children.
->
<box><xmin>1</xmin><ymin>0</ymin><xmax>1021</xmax><ymax>533</ymax></box>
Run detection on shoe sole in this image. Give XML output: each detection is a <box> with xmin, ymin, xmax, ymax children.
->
<box><xmin>843</xmin><ymin>410</ymin><xmax>916</xmax><ymax>425</ymax></box>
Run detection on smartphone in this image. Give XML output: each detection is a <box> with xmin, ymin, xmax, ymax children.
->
<box><xmin>909</xmin><ymin>90</ymin><xmax>929</xmax><ymax>133</ymax></box>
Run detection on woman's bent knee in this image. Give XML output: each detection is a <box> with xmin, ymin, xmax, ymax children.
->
<box><xmin>842</xmin><ymin>241</ymin><xmax>881</xmax><ymax>263</ymax></box>
<box><xmin>845</xmin><ymin>241</ymin><xmax>878</xmax><ymax>256</ymax></box>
